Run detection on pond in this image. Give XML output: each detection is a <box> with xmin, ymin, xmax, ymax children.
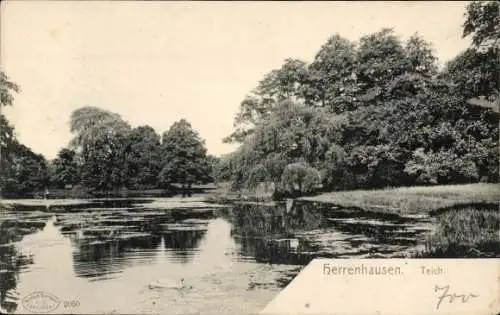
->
<box><xmin>0</xmin><ymin>198</ymin><xmax>434</xmax><ymax>314</ymax></box>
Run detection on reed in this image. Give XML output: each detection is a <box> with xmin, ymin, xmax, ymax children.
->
<box><xmin>422</xmin><ymin>207</ymin><xmax>500</xmax><ymax>257</ymax></box>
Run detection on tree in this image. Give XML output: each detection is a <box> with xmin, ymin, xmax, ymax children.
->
<box><xmin>224</xmin><ymin>6</ymin><xmax>499</xmax><ymax>192</ymax></box>
<box><xmin>442</xmin><ymin>48</ymin><xmax>499</xmax><ymax>101</ymax></box>
<box><xmin>0</xmin><ymin>72</ymin><xmax>21</xmax><ymax>195</ymax></box>
<box><xmin>69</xmin><ymin>106</ymin><xmax>131</xmax><ymax>153</ymax></box>
<box><xmin>0</xmin><ymin>72</ymin><xmax>19</xmax><ymax>172</ymax></box>
<box><xmin>69</xmin><ymin>106</ymin><xmax>131</xmax><ymax>191</ymax></box>
<box><xmin>204</xmin><ymin>154</ymin><xmax>221</xmax><ymax>184</ymax></box>
<box><xmin>211</xmin><ymin>153</ymin><xmax>233</xmax><ymax>184</ymax></box>
<box><xmin>49</xmin><ymin>148</ymin><xmax>79</xmax><ymax>188</ymax></box>
<box><xmin>158</xmin><ymin>119</ymin><xmax>208</xmax><ymax>193</ymax></box>
<box><xmin>226</xmin><ymin>100</ymin><xmax>346</xmax><ymax>191</ymax></box>
<box><xmin>404</xmin><ymin>147</ymin><xmax>479</xmax><ymax>184</ymax></box>
<box><xmin>123</xmin><ymin>125</ymin><xmax>162</xmax><ymax>189</ymax></box>
<box><xmin>355</xmin><ymin>28</ymin><xmax>411</xmax><ymax>104</ymax></box>
<box><xmin>308</xmin><ymin>34</ymin><xmax>358</xmax><ymax>112</ymax></box>
<box><xmin>0</xmin><ymin>115</ymin><xmax>16</xmax><ymax>192</ymax></box>
<box><xmin>224</xmin><ymin>58</ymin><xmax>310</xmax><ymax>143</ymax></box>
<box><xmin>445</xmin><ymin>1</ymin><xmax>499</xmax><ymax>101</ymax></box>
<box><xmin>3</xmin><ymin>143</ymin><xmax>48</xmax><ymax>196</ymax></box>
<box><xmin>404</xmin><ymin>33</ymin><xmax>438</xmax><ymax>77</ymax></box>
<box><xmin>463</xmin><ymin>1</ymin><xmax>499</xmax><ymax>50</ymax></box>
<box><xmin>280</xmin><ymin>162</ymin><xmax>321</xmax><ymax>196</ymax></box>
<box><xmin>319</xmin><ymin>143</ymin><xmax>350</xmax><ymax>190</ymax></box>
<box><xmin>0</xmin><ymin>72</ymin><xmax>20</xmax><ymax>107</ymax></box>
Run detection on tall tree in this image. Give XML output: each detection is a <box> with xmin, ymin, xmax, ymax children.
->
<box><xmin>444</xmin><ymin>1</ymin><xmax>499</xmax><ymax>102</ymax></box>
<box><xmin>158</xmin><ymin>119</ymin><xmax>208</xmax><ymax>192</ymax></box>
<box><xmin>3</xmin><ymin>143</ymin><xmax>48</xmax><ymax>196</ymax></box>
<box><xmin>69</xmin><ymin>106</ymin><xmax>131</xmax><ymax>191</ymax></box>
<box><xmin>49</xmin><ymin>148</ymin><xmax>79</xmax><ymax>189</ymax></box>
<box><xmin>123</xmin><ymin>125</ymin><xmax>162</xmax><ymax>189</ymax></box>
<box><xmin>0</xmin><ymin>72</ymin><xmax>20</xmax><ymax>194</ymax></box>
<box><xmin>463</xmin><ymin>1</ymin><xmax>499</xmax><ymax>50</ymax></box>
<box><xmin>225</xmin><ymin>13</ymin><xmax>499</xmax><ymax>192</ymax></box>
<box><xmin>204</xmin><ymin>154</ymin><xmax>221</xmax><ymax>184</ymax></box>
<box><xmin>355</xmin><ymin>28</ymin><xmax>411</xmax><ymax>104</ymax></box>
<box><xmin>0</xmin><ymin>115</ymin><xmax>16</xmax><ymax>192</ymax></box>
<box><xmin>227</xmin><ymin>100</ymin><xmax>346</xmax><ymax>191</ymax></box>
<box><xmin>308</xmin><ymin>34</ymin><xmax>358</xmax><ymax>112</ymax></box>
<box><xmin>224</xmin><ymin>58</ymin><xmax>310</xmax><ymax>143</ymax></box>
<box><xmin>405</xmin><ymin>33</ymin><xmax>439</xmax><ymax>77</ymax></box>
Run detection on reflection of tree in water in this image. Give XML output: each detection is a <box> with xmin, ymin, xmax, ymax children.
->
<box><xmin>0</xmin><ymin>216</ymin><xmax>42</xmax><ymax>313</ymax></box>
<box><xmin>230</xmin><ymin>204</ymin><xmax>286</xmax><ymax>238</ymax></box>
<box><xmin>162</xmin><ymin>229</ymin><xmax>207</xmax><ymax>263</ymax></box>
<box><xmin>66</xmin><ymin>206</ymin><xmax>213</xmax><ymax>276</ymax></box>
<box><xmin>0</xmin><ymin>245</ymin><xmax>34</xmax><ymax>313</ymax></box>
<box><xmin>228</xmin><ymin>202</ymin><xmax>325</xmax><ymax>265</ymax></box>
<box><xmin>230</xmin><ymin>202</ymin><xmax>324</xmax><ymax>238</ymax></box>
<box><xmin>170</xmin><ymin>209</ymin><xmax>216</xmax><ymax>221</ymax></box>
<box><xmin>238</xmin><ymin>237</ymin><xmax>315</xmax><ymax>265</ymax></box>
<box><xmin>0</xmin><ymin>218</ymin><xmax>46</xmax><ymax>244</ymax></box>
<box><xmin>71</xmin><ymin>235</ymin><xmax>162</xmax><ymax>278</ymax></box>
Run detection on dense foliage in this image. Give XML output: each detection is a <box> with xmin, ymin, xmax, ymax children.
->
<box><xmin>1</xmin><ymin>73</ymin><xmax>49</xmax><ymax>196</ymax></box>
<box><xmin>0</xmin><ymin>1</ymin><xmax>497</xmax><ymax>198</ymax></box>
<box><xmin>0</xmin><ymin>85</ymin><xmax>214</xmax><ymax>195</ymax></box>
<box><xmin>158</xmin><ymin>119</ymin><xmax>210</xmax><ymax>188</ymax></box>
<box><xmin>222</xmin><ymin>1</ymin><xmax>499</xmax><ymax>196</ymax></box>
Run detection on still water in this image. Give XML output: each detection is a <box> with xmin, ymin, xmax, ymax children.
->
<box><xmin>0</xmin><ymin>198</ymin><xmax>433</xmax><ymax>314</ymax></box>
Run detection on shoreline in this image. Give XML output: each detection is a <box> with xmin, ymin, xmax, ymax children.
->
<box><xmin>298</xmin><ymin>183</ymin><xmax>499</xmax><ymax>214</ymax></box>
<box><xmin>1</xmin><ymin>183</ymin><xmax>498</xmax><ymax>215</ymax></box>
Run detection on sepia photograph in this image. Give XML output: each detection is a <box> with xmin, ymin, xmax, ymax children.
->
<box><xmin>0</xmin><ymin>1</ymin><xmax>498</xmax><ymax>314</ymax></box>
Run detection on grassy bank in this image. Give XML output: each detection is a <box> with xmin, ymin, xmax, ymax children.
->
<box><xmin>421</xmin><ymin>206</ymin><xmax>499</xmax><ymax>258</ymax></box>
<box><xmin>203</xmin><ymin>182</ymin><xmax>275</xmax><ymax>204</ymax></box>
<box><xmin>297</xmin><ymin>183</ymin><xmax>499</xmax><ymax>258</ymax></box>
<box><xmin>300</xmin><ymin>183</ymin><xmax>499</xmax><ymax>214</ymax></box>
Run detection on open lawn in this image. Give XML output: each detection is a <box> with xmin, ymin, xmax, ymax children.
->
<box><xmin>300</xmin><ymin>183</ymin><xmax>499</xmax><ymax>257</ymax></box>
<box><xmin>301</xmin><ymin>183</ymin><xmax>499</xmax><ymax>214</ymax></box>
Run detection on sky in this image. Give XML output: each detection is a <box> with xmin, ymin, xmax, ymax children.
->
<box><xmin>1</xmin><ymin>1</ymin><xmax>471</xmax><ymax>160</ymax></box>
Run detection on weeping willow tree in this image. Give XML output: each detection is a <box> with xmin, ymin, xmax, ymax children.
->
<box><xmin>69</xmin><ymin>106</ymin><xmax>131</xmax><ymax>191</ymax></box>
<box><xmin>226</xmin><ymin>100</ymin><xmax>346</xmax><ymax>194</ymax></box>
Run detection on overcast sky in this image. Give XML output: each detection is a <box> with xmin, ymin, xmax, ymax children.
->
<box><xmin>1</xmin><ymin>1</ymin><xmax>471</xmax><ymax>159</ymax></box>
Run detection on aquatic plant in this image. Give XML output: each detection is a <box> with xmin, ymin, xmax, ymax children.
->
<box><xmin>423</xmin><ymin>207</ymin><xmax>500</xmax><ymax>257</ymax></box>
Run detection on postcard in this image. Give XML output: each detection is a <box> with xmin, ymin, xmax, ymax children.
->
<box><xmin>0</xmin><ymin>1</ymin><xmax>498</xmax><ymax>314</ymax></box>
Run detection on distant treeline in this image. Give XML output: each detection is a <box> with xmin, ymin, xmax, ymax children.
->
<box><xmin>215</xmin><ymin>1</ymin><xmax>499</xmax><ymax>196</ymax></box>
<box><xmin>0</xmin><ymin>103</ymin><xmax>218</xmax><ymax>197</ymax></box>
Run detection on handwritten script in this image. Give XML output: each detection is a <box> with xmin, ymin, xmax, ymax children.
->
<box><xmin>434</xmin><ymin>284</ymin><xmax>479</xmax><ymax>310</ymax></box>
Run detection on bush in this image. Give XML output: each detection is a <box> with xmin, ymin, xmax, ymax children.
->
<box><xmin>404</xmin><ymin>148</ymin><xmax>479</xmax><ymax>185</ymax></box>
<box><xmin>279</xmin><ymin>162</ymin><xmax>321</xmax><ymax>197</ymax></box>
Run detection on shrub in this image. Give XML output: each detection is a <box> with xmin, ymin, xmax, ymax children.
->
<box><xmin>279</xmin><ymin>162</ymin><xmax>321</xmax><ymax>196</ymax></box>
<box><xmin>404</xmin><ymin>148</ymin><xmax>479</xmax><ymax>185</ymax></box>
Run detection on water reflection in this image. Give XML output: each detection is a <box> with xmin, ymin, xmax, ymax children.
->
<box><xmin>163</xmin><ymin>230</ymin><xmax>207</xmax><ymax>263</ymax></box>
<box><xmin>0</xmin><ymin>198</ymin><xmax>435</xmax><ymax>314</ymax></box>
<box><xmin>67</xmin><ymin>218</ymin><xmax>209</xmax><ymax>277</ymax></box>
<box><xmin>228</xmin><ymin>200</ymin><xmax>433</xmax><ymax>262</ymax></box>
<box><xmin>0</xmin><ymin>213</ymin><xmax>42</xmax><ymax>314</ymax></box>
